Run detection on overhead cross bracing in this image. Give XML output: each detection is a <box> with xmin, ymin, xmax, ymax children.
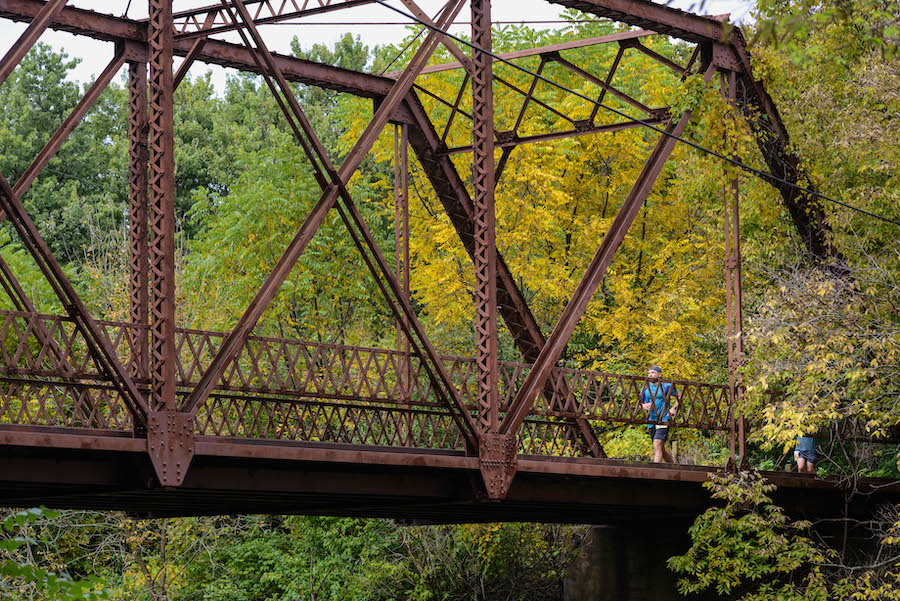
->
<box><xmin>0</xmin><ymin>0</ymin><xmax>886</xmax><ymax>520</ymax></box>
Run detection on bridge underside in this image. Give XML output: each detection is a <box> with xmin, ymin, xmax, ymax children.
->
<box><xmin>1</xmin><ymin>429</ymin><xmax>893</xmax><ymax>524</ymax></box>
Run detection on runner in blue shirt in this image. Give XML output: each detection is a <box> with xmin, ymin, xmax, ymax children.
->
<box><xmin>640</xmin><ymin>365</ymin><xmax>680</xmax><ymax>463</ymax></box>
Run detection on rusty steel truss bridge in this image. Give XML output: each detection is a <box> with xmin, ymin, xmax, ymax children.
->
<box><xmin>0</xmin><ymin>0</ymin><xmax>895</xmax><ymax>524</ymax></box>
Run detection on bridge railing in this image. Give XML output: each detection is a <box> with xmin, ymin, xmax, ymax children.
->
<box><xmin>0</xmin><ymin>310</ymin><xmax>734</xmax><ymax>455</ymax></box>
<box><xmin>503</xmin><ymin>364</ymin><xmax>733</xmax><ymax>456</ymax></box>
<box><xmin>1</xmin><ymin>310</ymin><xmax>859</xmax><ymax>463</ymax></box>
<box><xmin>0</xmin><ymin>310</ymin><xmax>134</xmax><ymax>430</ymax></box>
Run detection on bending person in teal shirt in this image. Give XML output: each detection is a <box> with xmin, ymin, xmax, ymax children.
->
<box><xmin>795</xmin><ymin>434</ymin><xmax>817</xmax><ymax>473</ymax></box>
<box><xmin>641</xmin><ymin>365</ymin><xmax>680</xmax><ymax>463</ymax></box>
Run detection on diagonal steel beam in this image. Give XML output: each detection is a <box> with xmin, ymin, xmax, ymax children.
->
<box><xmin>173</xmin><ymin>11</ymin><xmax>214</xmax><ymax>89</ymax></box>
<box><xmin>439</xmin><ymin>72</ymin><xmax>469</xmax><ymax>146</ymax></box>
<box><xmin>0</xmin><ymin>170</ymin><xmax>148</xmax><ymax>421</ymax></box>
<box><xmin>500</xmin><ymin>61</ymin><xmax>717</xmax><ymax>436</ymax></box>
<box><xmin>621</xmin><ymin>38</ymin><xmax>687</xmax><ymax>74</ymax></box>
<box><xmin>0</xmin><ymin>0</ymin><xmax>66</xmax><ymax>86</ymax></box>
<box><xmin>385</xmin><ymin>29</ymin><xmax>657</xmax><ymax>77</ymax></box>
<box><xmin>588</xmin><ymin>44</ymin><xmax>623</xmax><ymax>122</ymax></box>
<box><xmin>399</xmin><ymin>0</ymin><xmax>473</xmax><ymax>74</ymax></box>
<box><xmin>180</xmin><ymin>0</ymin><xmax>480</xmax><ymax>451</ymax></box>
<box><xmin>12</xmin><ymin>47</ymin><xmax>126</xmax><ymax>200</ymax></box>
<box><xmin>0</xmin><ymin>254</ymin><xmax>74</xmax><ymax>372</ymax></box>
<box><xmin>550</xmin><ymin>54</ymin><xmax>657</xmax><ymax>117</ymax></box>
<box><xmin>172</xmin><ymin>0</ymin><xmax>374</xmax><ymax>41</ymax></box>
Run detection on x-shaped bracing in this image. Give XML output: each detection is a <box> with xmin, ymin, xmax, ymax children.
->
<box><xmin>176</xmin><ymin>0</ymin><xmax>482</xmax><ymax>453</ymax></box>
<box><xmin>0</xmin><ymin>0</ymin><xmax>839</xmax><ymax>497</ymax></box>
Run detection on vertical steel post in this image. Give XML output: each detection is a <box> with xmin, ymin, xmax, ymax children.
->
<box><xmin>724</xmin><ymin>184</ymin><xmax>737</xmax><ymax>468</ymax></box>
<box><xmin>128</xmin><ymin>61</ymin><xmax>149</xmax><ymax>384</ymax></box>
<box><xmin>394</xmin><ymin>123</ymin><xmax>412</xmax><ymax>445</ymax></box>
<box><xmin>471</xmin><ymin>0</ymin><xmax>515</xmax><ymax>500</ymax></box>
<box><xmin>146</xmin><ymin>0</ymin><xmax>194</xmax><ymax>487</ymax></box>
<box><xmin>732</xmin><ymin>179</ymin><xmax>746</xmax><ymax>466</ymax></box>
<box><xmin>147</xmin><ymin>0</ymin><xmax>177</xmax><ymax>411</ymax></box>
<box><xmin>724</xmin><ymin>179</ymin><xmax>744</xmax><ymax>468</ymax></box>
<box><xmin>723</xmin><ymin>70</ymin><xmax>746</xmax><ymax>469</ymax></box>
<box><xmin>471</xmin><ymin>0</ymin><xmax>498</xmax><ymax>434</ymax></box>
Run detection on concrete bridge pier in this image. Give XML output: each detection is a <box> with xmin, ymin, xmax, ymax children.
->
<box><xmin>564</xmin><ymin>523</ymin><xmax>691</xmax><ymax>601</ymax></box>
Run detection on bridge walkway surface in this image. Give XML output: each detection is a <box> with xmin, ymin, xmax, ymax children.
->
<box><xmin>0</xmin><ymin>311</ymin><xmax>895</xmax><ymax>523</ymax></box>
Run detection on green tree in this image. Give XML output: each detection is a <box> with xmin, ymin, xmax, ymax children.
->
<box><xmin>0</xmin><ymin>508</ymin><xmax>107</xmax><ymax>601</ymax></box>
<box><xmin>0</xmin><ymin>43</ymin><xmax>126</xmax><ymax>263</ymax></box>
<box><xmin>669</xmin><ymin>471</ymin><xmax>832</xmax><ymax>600</ymax></box>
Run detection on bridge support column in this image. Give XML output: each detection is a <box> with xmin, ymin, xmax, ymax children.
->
<box><xmin>127</xmin><ymin>60</ymin><xmax>149</xmax><ymax>390</ymax></box>
<box><xmin>394</xmin><ymin>124</ymin><xmax>413</xmax><ymax>446</ymax></box>
<box><xmin>564</xmin><ymin>525</ymin><xmax>687</xmax><ymax>601</ymax></box>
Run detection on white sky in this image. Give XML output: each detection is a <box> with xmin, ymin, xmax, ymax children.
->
<box><xmin>0</xmin><ymin>0</ymin><xmax>755</xmax><ymax>89</ymax></box>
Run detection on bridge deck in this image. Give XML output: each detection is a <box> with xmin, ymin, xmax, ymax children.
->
<box><xmin>1</xmin><ymin>426</ymin><xmax>895</xmax><ymax>524</ymax></box>
<box><xmin>0</xmin><ymin>311</ymin><xmax>896</xmax><ymax>522</ymax></box>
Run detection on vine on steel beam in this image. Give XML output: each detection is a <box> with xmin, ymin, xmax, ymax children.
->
<box><xmin>731</xmin><ymin>43</ymin><xmax>844</xmax><ymax>266</ymax></box>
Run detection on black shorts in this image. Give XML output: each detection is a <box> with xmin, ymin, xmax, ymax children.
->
<box><xmin>648</xmin><ymin>426</ymin><xmax>669</xmax><ymax>441</ymax></box>
<box><xmin>798</xmin><ymin>450</ymin><xmax>817</xmax><ymax>464</ymax></box>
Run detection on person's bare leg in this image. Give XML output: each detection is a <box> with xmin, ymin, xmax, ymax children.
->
<box><xmin>797</xmin><ymin>457</ymin><xmax>807</xmax><ymax>472</ymax></box>
<box><xmin>653</xmin><ymin>439</ymin><xmax>665</xmax><ymax>463</ymax></box>
<box><xmin>805</xmin><ymin>461</ymin><xmax>815</xmax><ymax>474</ymax></box>
<box><xmin>662</xmin><ymin>444</ymin><xmax>675</xmax><ymax>463</ymax></box>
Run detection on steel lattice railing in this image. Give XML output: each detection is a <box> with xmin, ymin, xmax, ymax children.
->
<box><xmin>0</xmin><ymin>309</ymin><xmax>732</xmax><ymax>454</ymax></box>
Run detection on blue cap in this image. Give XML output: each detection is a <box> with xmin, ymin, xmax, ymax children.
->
<box><xmin>648</xmin><ymin>365</ymin><xmax>662</xmax><ymax>373</ymax></box>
